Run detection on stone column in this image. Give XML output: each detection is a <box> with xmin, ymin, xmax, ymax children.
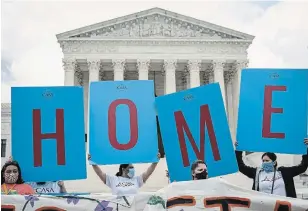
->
<box><xmin>213</xmin><ymin>60</ymin><xmax>226</xmax><ymax>107</ymax></box>
<box><xmin>62</xmin><ymin>58</ymin><xmax>76</xmax><ymax>86</ymax></box>
<box><xmin>112</xmin><ymin>59</ymin><xmax>125</xmax><ymax>81</ymax></box>
<box><xmin>137</xmin><ymin>59</ymin><xmax>150</xmax><ymax>80</ymax></box>
<box><xmin>225</xmin><ymin>70</ymin><xmax>236</xmax><ymax>142</ymax></box>
<box><xmin>187</xmin><ymin>59</ymin><xmax>201</xmax><ymax>88</ymax></box>
<box><xmin>87</xmin><ymin>59</ymin><xmax>101</xmax><ymax>82</ymax></box>
<box><xmin>233</xmin><ymin>60</ymin><xmax>249</xmax><ymax>130</ymax></box>
<box><xmin>164</xmin><ymin>59</ymin><xmax>177</xmax><ymax>94</ymax></box>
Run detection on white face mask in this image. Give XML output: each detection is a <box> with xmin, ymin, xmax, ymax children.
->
<box><xmin>127</xmin><ymin>168</ymin><xmax>135</xmax><ymax>178</ymax></box>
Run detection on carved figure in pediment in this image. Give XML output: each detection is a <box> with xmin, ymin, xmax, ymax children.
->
<box><xmin>90</xmin><ymin>32</ymin><xmax>97</xmax><ymax>37</ymax></box>
<box><xmin>175</xmin><ymin>23</ymin><xmax>184</xmax><ymax>37</ymax></box>
<box><xmin>120</xmin><ymin>24</ymin><xmax>130</xmax><ymax>36</ymax></box>
<box><xmin>111</xmin><ymin>27</ymin><xmax>119</xmax><ymax>36</ymax></box>
<box><xmin>162</xmin><ymin>18</ymin><xmax>171</xmax><ymax>36</ymax></box>
<box><xmin>151</xmin><ymin>16</ymin><xmax>162</xmax><ymax>36</ymax></box>
<box><xmin>195</xmin><ymin>27</ymin><xmax>203</xmax><ymax>37</ymax></box>
<box><xmin>130</xmin><ymin>22</ymin><xmax>140</xmax><ymax>37</ymax></box>
<box><xmin>185</xmin><ymin>25</ymin><xmax>195</xmax><ymax>37</ymax></box>
<box><xmin>103</xmin><ymin>27</ymin><xmax>111</xmax><ymax>37</ymax></box>
<box><xmin>212</xmin><ymin>33</ymin><xmax>221</xmax><ymax>39</ymax></box>
<box><xmin>142</xmin><ymin>18</ymin><xmax>151</xmax><ymax>37</ymax></box>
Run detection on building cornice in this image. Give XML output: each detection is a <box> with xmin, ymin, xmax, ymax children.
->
<box><xmin>56</xmin><ymin>8</ymin><xmax>254</xmax><ymax>41</ymax></box>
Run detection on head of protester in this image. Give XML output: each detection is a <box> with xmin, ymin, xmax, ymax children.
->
<box><xmin>235</xmin><ymin>138</ymin><xmax>308</xmax><ymax>198</ymax></box>
<box><xmin>88</xmin><ymin>153</ymin><xmax>160</xmax><ymax>196</ymax></box>
<box><xmin>191</xmin><ymin>160</ymin><xmax>208</xmax><ymax>180</ymax></box>
<box><xmin>115</xmin><ymin>164</ymin><xmax>136</xmax><ymax>178</ymax></box>
<box><xmin>1</xmin><ymin>158</ymin><xmax>34</xmax><ymax>195</ymax></box>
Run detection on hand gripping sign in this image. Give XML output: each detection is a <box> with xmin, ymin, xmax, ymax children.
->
<box><xmin>11</xmin><ymin>87</ymin><xmax>86</xmax><ymax>182</ymax></box>
<box><xmin>155</xmin><ymin>83</ymin><xmax>238</xmax><ymax>182</ymax></box>
<box><xmin>237</xmin><ymin>69</ymin><xmax>308</xmax><ymax>154</ymax></box>
<box><xmin>89</xmin><ymin>80</ymin><xmax>158</xmax><ymax>165</ymax></box>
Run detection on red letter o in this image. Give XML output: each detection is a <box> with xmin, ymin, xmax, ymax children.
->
<box><xmin>108</xmin><ymin>99</ymin><xmax>138</xmax><ymax>150</ymax></box>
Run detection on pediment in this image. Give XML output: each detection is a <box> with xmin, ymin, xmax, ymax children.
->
<box><xmin>57</xmin><ymin>8</ymin><xmax>254</xmax><ymax>41</ymax></box>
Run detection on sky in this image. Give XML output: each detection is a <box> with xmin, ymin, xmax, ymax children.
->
<box><xmin>1</xmin><ymin>0</ymin><xmax>308</xmax><ymax>103</ymax></box>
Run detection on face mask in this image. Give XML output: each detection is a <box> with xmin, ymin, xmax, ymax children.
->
<box><xmin>262</xmin><ymin>162</ymin><xmax>275</xmax><ymax>173</ymax></box>
<box><xmin>4</xmin><ymin>173</ymin><xmax>18</xmax><ymax>184</ymax></box>
<box><xmin>127</xmin><ymin>168</ymin><xmax>135</xmax><ymax>178</ymax></box>
<box><xmin>195</xmin><ymin>170</ymin><xmax>208</xmax><ymax>180</ymax></box>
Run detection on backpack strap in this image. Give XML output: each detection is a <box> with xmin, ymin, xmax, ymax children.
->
<box><xmin>254</xmin><ymin>167</ymin><xmax>262</xmax><ymax>191</ymax></box>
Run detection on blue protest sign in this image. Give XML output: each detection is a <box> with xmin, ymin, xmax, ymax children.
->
<box><xmin>237</xmin><ymin>69</ymin><xmax>308</xmax><ymax>154</ymax></box>
<box><xmin>89</xmin><ymin>80</ymin><xmax>158</xmax><ymax>165</ymax></box>
<box><xmin>155</xmin><ymin>83</ymin><xmax>238</xmax><ymax>182</ymax></box>
<box><xmin>11</xmin><ymin>86</ymin><xmax>86</xmax><ymax>182</ymax></box>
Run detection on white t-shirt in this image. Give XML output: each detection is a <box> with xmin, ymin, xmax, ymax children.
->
<box><xmin>28</xmin><ymin>182</ymin><xmax>61</xmax><ymax>194</ymax></box>
<box><xmin>258</xmin><ymin>171</ymin><xmax>286</xmax><ymax>197</ymax></box>
<box><xmin>106</xmin><ymin>174</ymin><xmax>144</xmax><ymax>196</ymax></box>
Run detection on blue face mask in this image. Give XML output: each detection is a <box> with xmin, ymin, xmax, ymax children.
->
<box><xmin>262</xmin><ymin>162</ymin><xmax>275</xmax><ymax>173</ymax></box>
<box><xmin>127</xmin><ymin>168</ymin><xmax>135</xmax><ymax>178</ymax></box>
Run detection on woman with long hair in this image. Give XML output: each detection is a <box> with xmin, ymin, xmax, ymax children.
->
<box><xmin>1</xmin><ymin>158</ymin><xmax>34</xmax><ymax>195</ymax></box>
<box><xmin>235</xmin><ymin>138</ymin><xmax>308</xmax><ymax>198</ymax></box>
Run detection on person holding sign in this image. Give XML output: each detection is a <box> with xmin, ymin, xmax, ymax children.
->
<box><xmin>191</xmin><ymin>160</ymin><xmax>208</xmax><ymax>180</ymax></box>
<box><xmin>166</xmin><ymin>160</ymin><xmax>208</xmax><ymax>183</ymax></box>
<box><xmin>88</xmin><ymin>153</ymin><xmax>160</xmax><ymax>196</ymax></box>
<box><xmin>1</xmin><ymin>158</ymin><xmax>34</xmax><ymax>195</ymax></box>
<box><xmin>235</xmin><ymin>138</ymin><xmax>308</xmax><ymax>198</ymax></box>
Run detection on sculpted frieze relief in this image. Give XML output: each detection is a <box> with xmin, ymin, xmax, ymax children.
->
<box><xmin>69</xmin><ymin>15</ymin><xmax>241</xmax><ymax>39</ymax></box>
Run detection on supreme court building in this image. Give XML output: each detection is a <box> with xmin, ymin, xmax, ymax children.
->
<box><xmin>56</xmin><ymin>7</ymin><xmax>253</xmax><ymax>140</ymax></box>
<box><xmin>2</xmin><ymin>7</ymin><xmax>307</xmax><ymax>195</ymax></box>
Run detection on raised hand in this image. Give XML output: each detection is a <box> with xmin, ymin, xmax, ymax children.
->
<box><xmin>58</xmin><ymin>181</ymin><xmax>64</xmax><ymax>187</ymax></box>
<box><xmin>157</xmin><ymin>153</ymin><xmax>161</xmax><ymax>160</ymax></box>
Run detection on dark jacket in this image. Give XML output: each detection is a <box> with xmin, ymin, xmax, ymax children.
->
<box><xmin>235</xmin><ymin>150</ymin><xmax>308</xmax><ymax>198</ymax></box>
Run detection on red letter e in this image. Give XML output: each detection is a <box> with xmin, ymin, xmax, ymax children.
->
<box><xmin>262</xmin><ymin>85</ymin><xmax>286</xmax><ymax>139</ymax></box>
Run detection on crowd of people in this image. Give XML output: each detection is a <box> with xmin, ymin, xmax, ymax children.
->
<box><xmin>2</xmin><ymin>138</ymin><xmax>307</xmax><ymax>198</ymax></box>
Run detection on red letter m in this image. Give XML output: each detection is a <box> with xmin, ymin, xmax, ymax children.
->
<box><xmin>174</xmin><ymin>104</ymin><xmax>221</xmax><ymax>167</ymax></box>
<box><xmin>33</xmin><ymin>109</ymin><xmax>65</xmax><ymax>167</ymax></box>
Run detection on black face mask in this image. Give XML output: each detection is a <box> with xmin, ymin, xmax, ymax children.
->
<box><xmin>195</xmin><ymin>171</ymin><xmax>208</xmax><ymax>180</ymax></box>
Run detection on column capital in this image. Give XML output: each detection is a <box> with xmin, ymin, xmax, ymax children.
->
<box><xmin>212</xmin><ymin>60</ymin><xmax>226</xmax><ymax>69</ymax></box>
<box><xmin>164</xmin><ymin>59</ymin><xmax>177</xmax><ymax>71</ymax></box>
<box><xmin>87</xmin><ymin>59</ymin><xmax>101</xmax><ymax>72</ymax></box>
<box><xmin>112</xmin><ymin>59</ymin><xmax>125</xmax><ymax>70</ymax></box>
<box><xmin>212</xmin><ymin>60</ymin><xmax>227</xmax><ymax>75</ymax></box>
<box><xmin>62</xmin><ymin>58</ymin><xmax>77</xmax><ymax>72</ymax></box>
<box><xmin>137</xmin><ymin>59</ymin><xmax>150</xmax><ymax>71</ymax></box>
<box><xmin>235</xmin><ymin>60</ymin><xmax>249</xmax><ymax>70</ymax></box>
<box><xmin>187</xmin><ymin>59</ymin><xmax>201</xmax><ymax>71</ymax></box>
